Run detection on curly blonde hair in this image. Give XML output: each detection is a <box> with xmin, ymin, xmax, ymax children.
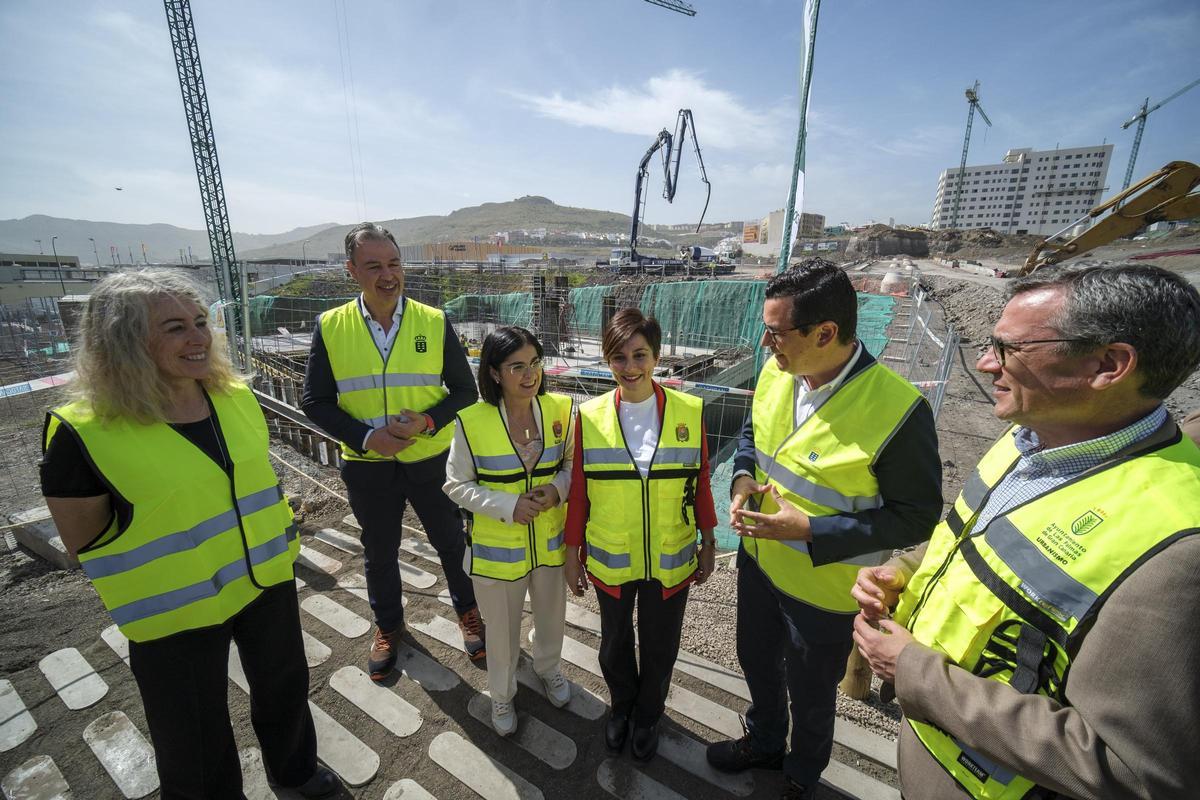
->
<box><xmin>71</xmin><ymin>269</ymin><xmax>245</xmax><ymax>422</ymax></box>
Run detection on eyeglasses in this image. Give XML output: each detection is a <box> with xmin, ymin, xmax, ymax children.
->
<box><xmin>500</xmin><ymin>357</ymin><xmax>543</xmax><ymax>376</ymax></box>
<box><xmin>986</xmin><ymin>336</ymin><xmax>1094</xmax><ymax>366</ymax></box>
<box><xmin>762</xmin><ymin>322</ymin><xmax>817</xmax><ymax>345</ymax></box>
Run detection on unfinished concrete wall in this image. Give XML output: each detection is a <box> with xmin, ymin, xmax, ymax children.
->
<box><xmin>846</xmin><ymin>226</ymin><xmax>929</xmax><ymax>258</ymax></box>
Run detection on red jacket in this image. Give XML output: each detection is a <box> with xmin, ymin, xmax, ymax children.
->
<box><xmin>565</xmin><ymin>383</ymin><xmax>718</xmax><ymax>599</ymax></box>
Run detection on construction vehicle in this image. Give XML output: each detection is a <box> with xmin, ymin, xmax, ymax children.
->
<box><xmin>1020</xmin><ymin>161</ymin><xmax>1200</xmax><ymax>276</ymax></box>
<box><xmin>619</xmin><ymin>109</ymin><xmax>712</xmax><ymax>275</ymax></box>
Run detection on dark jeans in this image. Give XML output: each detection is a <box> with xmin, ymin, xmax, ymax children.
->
<box><xmin>737</xmin><ymin>549</ymin><xmax>854</xmax><ymax>787</ymax></box>
<box><xmin>342</xmin><ymin>454</ymin><xmax>476</xmax><ymax>631</ymax></box>
<box><xmin>128</xmin><ymin>582</ymin><xmax>316</xmax><ymax>800</ymax></box>
<box><xmin>595</xmin><ymin>579</ymin><xmax>690</xmax><ymax>727</ymax></box>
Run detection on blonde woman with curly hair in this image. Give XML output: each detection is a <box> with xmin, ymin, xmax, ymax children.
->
<box><xmin>40</xmin><ymin>269</ymin><xmax>338</xmax><ymax>799</ymax></box>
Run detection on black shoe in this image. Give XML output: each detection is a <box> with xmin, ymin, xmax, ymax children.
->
<box><xmin>780</xmin><ymin>778</ymin><xmax>817</xmax><ymax>800</ymax></box>
<box><xmin>267</xmin><ymin>765</ymin><xmax>340</xmax><ymax>799</ymax></box>
<box><xmin>605</xmin><ymin>712</ymin><xmax>630</xmax><ymax>753</ymax></box>
<box><xmin>630</xmin><ymin>723</ymin><xmax>659</xmax><ymax>761</ymax></box>
<box><xmin>706</xmin><ymin>727</ymin><xmax>785</xmax><ymax>773</ymax></box>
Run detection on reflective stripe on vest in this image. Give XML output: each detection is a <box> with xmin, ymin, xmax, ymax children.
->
<box><xmin>579</xmin><ymin>386</ymin><xmax>703</xmax><ymax>587</ymax></box>
<box><xmin>893</xmin><ymin>428</ymin><xmax>1200</xmax><ymax>799</ymax></box>
<box><xmin>457</xmin><ymin>393</ymin><xmax>573</xmax><ymax>581</ymax></box>
<box><xmin>320</xmin><ymin>298</ymin><xmax>453</xmax><ymax>462</ymax></box>
<box><xmin>48</xmin><ymin>384</ymin><xmax>298</xmax><ymax>643</ymax></box>
<box><xmin>744</xmin><ymin>356</ymin><xmax>923</xmax><ymax>613</ymax></box>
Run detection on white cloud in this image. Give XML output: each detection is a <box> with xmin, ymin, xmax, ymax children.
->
<box><xmin>511</xmin><ymin>69</ymin><xmax>786</xmax><ymax>151</ymax></box>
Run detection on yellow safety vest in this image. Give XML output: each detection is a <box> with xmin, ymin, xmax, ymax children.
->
<box><xmin>456</xmin><ymin>393</ymin><xmax>573</xmax><ymax>580</ymax></box>
<box><xmin>744</xmin><ymin>356</ymin><xmax>924</xmax><ymax>613</ymax></box>
<box><xmin>579</xmin><ymin>386</ymin><xmax>703</xmax><ymax>588</ymax></box>
<box><xmin>46</xmin><ymin>384</ymin><xmax>298</xmax><ymax>643</ymax></box>
<box><xmin>320</xmin><ymin>297</ymin><xmax>454</xmax><ymax>462</ymax></box>
<box><xmin>894</xmin><ymin>427</ymin><xmax>1200</xmax><ymax>799</ymax></box>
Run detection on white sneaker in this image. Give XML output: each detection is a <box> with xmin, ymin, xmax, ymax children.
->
<box><xmin>540</xmin><ymin>670</ymin><xmax>571</xmax><ymax>708</ymax></box>
<box><xmin>491</xmin><ymin>698</ymin><xmax>517</xmax><ymax>736</ymax></box>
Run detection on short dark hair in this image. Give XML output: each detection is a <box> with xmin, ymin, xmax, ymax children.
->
<box><xmin>1008</xmin><ymin>263</ymin><xmax>1200</xmax><ymax>399</ymax></box>
<box><xmin>765</xmin><ymin>258</ymin><xmax>857</xmax><ymax>344</ymax></box>
<box><xmin>602</xmin><ymin>308</ymin><xmax>662</xmax><ymax>361</ymax></box>
<box><xmin>477</xmin><ymin>326</ymin><xmax>546</xmax><ymax>405</ymax></box>
<box><xmin>344</xmin><ymin>222</ymin><xmax>400</xmax><ymax>264</ymax></box>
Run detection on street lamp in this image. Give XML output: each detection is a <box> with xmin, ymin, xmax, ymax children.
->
<box><xmin>301</xmin><ymin>240</ymin><xmax>309</xmax><ymax>267</ymax></box>
<box><xmin>89</xmin><ymin>237</ymin><xmax>101</xmax><ymax>267</ymax></box>
<box><xmin>50</xmin><ymin>236</ymin><xmax>66</xmax><ymax>295</ymax></box>
<box><xmin>34</xmin><ymin>238</ymin><xmax>43</xmax><ymax>255</ymax></box>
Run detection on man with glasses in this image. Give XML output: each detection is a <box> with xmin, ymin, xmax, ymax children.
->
<box><xmin>302</xmin><ymin>223</ymin><xmax>484</xmax><ymax>679</ymax></box>
<box><xmin>706</xmin><ymin>259</ymin><xmax>942</xmax><ymax>800</ymax></box>
<box><xmin>853</xmin><ymin>264</ymin><xmax>1200</xmax><ymax>799</ymax></box>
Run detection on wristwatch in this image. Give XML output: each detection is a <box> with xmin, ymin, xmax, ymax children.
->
<box><xmin>421</xmin><ymin>413</ymin><xmax>436</xmax><ymax>436</ymax></box>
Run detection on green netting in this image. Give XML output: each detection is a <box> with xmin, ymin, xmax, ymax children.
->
<box><xmin>442</xmin><ymin>292</ymin><xmax>532</xmax><ymax>327</ymax></box>
<box><xmin>855</xmin><ymin>294</ymin><xmax>896</xmax><ymax>357</ymax></box>
<box><xmin>568</xmin><ymin>285</ymin><xmax>613</xmax><ymax>336</ymax></box>
<box><xmin>248</xmin><ymin>295</ymin><xmax>355</xmax><ymax>335</ymax></box>
<box><xmin>639</xmin><ymin>280</ymin><xmax>767</xmax><ymax>349</ymax></box>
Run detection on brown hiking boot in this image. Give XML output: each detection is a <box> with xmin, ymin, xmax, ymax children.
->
<box><xmin>367</xmin><ymin>625</ymin><xmax>402</xmax><ymax>680</ymax></box>
<box><xmin>458</xmin><ymin>607</ymin><xmax>486</xmax><ymax>661</ymax></box>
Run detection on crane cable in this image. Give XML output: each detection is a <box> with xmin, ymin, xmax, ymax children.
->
<box><xmin>333</xmin><ymin>0</ymin><xmax>367</xmax><ymax>220</ymax></box>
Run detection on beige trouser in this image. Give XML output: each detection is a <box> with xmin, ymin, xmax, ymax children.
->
<box><xmin>469</xmin><ymin>562</ymin><xmax>567</xmax><ymax>703</ymax></box>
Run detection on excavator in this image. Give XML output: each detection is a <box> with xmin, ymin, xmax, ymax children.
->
<box><xmin>612</xmin><ymin>108</ymin><xmax>712</xmax><ymax>274</ymax></box>
<box><xmin>1020</xmin><ymin>160</ymin><xmax>1200</xmax><ymax>275</ymax></box>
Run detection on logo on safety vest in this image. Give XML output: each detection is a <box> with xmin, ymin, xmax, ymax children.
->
<box><xmin>552</xmin><ymin>420</ymin><xmax>563</xmax><ymax>441</ymax></box>
<box><xmin>414</xmin><ymin>334</ymin><xmax>427</xmax><ymax>353</ymax></box>
<box><xmin>1070</xmin><ymin>510</ymin><xmax>1104</xmax><ymax>535</ymax></box>
<box><xmin>675</xmin><ymin>423</ymin><xmax>690</xmax><ymax>442</ymax></box>
<box><xmin>808</xmin><ymin>450</ymin><xmax>820</xmax><ymax>462</ymax></box>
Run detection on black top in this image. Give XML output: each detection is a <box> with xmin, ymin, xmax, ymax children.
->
<box><xmin>40</xmin><ymin>410</ymin><xmax>234</xmax><ymax>534</ymax></box>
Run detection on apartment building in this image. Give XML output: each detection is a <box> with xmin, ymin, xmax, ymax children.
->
<box><xmin>930</xmin><ymin>144</ymin><xmax>1113</xmax><ymax>235</ymax></box>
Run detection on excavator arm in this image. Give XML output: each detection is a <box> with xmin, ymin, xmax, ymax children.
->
<box><xmin>1021</xmin><ymin>161</ymin><xmax>1200</xmax><ymax>276</ymax></box>
<box><xmin>628</xmin><ymin>109</ymin><xmax>712</xmax><ymax>264</ymax></box>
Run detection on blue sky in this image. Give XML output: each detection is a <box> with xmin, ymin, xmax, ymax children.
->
<box><xmin>1</xmin><ymin>0</ymin><xmax>1197</xmax><ymax>233</ymax></box>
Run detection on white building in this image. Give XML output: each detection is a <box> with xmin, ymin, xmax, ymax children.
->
<box><xmin>930</xmin><ymin>145</ymin><xmax>1113</xmax><ymax>235</ymax></box>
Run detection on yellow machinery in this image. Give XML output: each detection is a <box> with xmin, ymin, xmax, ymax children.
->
<box><xmin>1022</xmin><ymin>161</ymin><xmax>1200</xmax><ymax>276</ymax></box>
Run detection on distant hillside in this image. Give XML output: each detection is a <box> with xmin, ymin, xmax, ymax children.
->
<box><xmin>238</xmin><ymin>196</ymin><xmax>634</xmax><ymax>260</ymax></box>
<box><xmin>0</xmin><ymin>215</ymin><xmax>339</xmax><ymax>265</ymax></box>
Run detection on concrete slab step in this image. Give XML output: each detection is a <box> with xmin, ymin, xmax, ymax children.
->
<box><xmin>335</xmin><ymin>571</ymin><xmax>408</xmax><ymax>609</ymax></box>
<box><xmin>100</xmin><ymin>624</ymin><xmax>130</xmax><ymax>667</ymax></box>
<box><xmin>514</xmin><ymin>657</ymin><xmax>606</xmax><ymax>720</ymax></box>
<box><xmin>398</xmin><ymin>560</ymin><xmax>437</xmax><ymax>590</ymax></box>
<box><xmin>558</xmin><ymin>634</ymin><xmax>603</xmax><ymax>677</ymax></box>
<box><xmin>308</xmin><ymin>701</ymin><xmax>379</xmax><ymax>787</ymax></box>
<box><xmin>294</xmin><ymin>576</ymin><xmax>306</xmax><ymax>589</ymax></box>
<box><xmin>82</xmin><ymin>711</ymin><xmax>158</xmax><ymax>799</ymax></box>
<box><xmin>466</xmin><ymin>693</ymin><xmax>577</xmax><ymax>770</ymax></box>
<box><xmin>656</xmin><ymin>727</ymin><xmax>754</xmax><ymax>797</ymax></box>
<box><xmin>314</xmin><ymin>527</ymin><xmax>362</xmax><ymax>555</ymax></box>
<box><xmin>329</xmin><ymin>666</ymin><xmax>422</xmax><ymax>738</ymax></box>
<box><xmin>0</xmin><ymin>680</ymin><xmax>37</xmax><ymax>753</ymax></box>
<box><xmin>399</xmin><ymin>537</ymin><xmax>439</xmax><ymax>565</ymax></box>
<box><xmin>341</xmin><ymin>514</ymin><xmax>360</xmax><ymax>530</ymax></box>
<box><xmin>428</xmin><ymin>731</ymin><xmax>543</xmax><ymax>800</ymax></box>
<box><xmin>302</xmin><ymin>631</ymin><xmax>332</xmax><ymax>668</ymax></box>
<box><xmin>664</xmin><ymin>683</ymin><xmax>743</xmax><ymax>739</ymax></box>
<box><xmin>301</xmin><ymin>594</ymin><xmax>370</xmax><ymax>638</ymax></box>
<box><xmin>409</xmin><ymin>614</ymin><xmax>468</xmax><ymax>657</ymax></box>
<box><xmin>238</xmin><ymin>747</ymin><xmax>287</xmax><ymax>800</ymax></box>
<box><xmin>39</xmin><ymin>647</ymin><xmax>108</xmax><ymax>710</ymax></box>
<box><xmin>297</xmin><ymin>546</ymin><xmax>342</xmax><ymax>576</ymax></box>
<box><xmin>595</xmin><ymin>758</ymin><xmax>684</xmax><ymax>800</ymax></box>
<box><xmin>228</xmin><ymin>644</ymin><xmax>250</xmax><ymax>694</ymax></box>
<box><xmin>382</xmin><ymin>778</ymin><xmax>437</xmax><ymax>800</ymax></box>
<box><xmin>672</xmin><ymin>650</ymin><xmax>750</xmax><ymax>703</ymax></box>
<box><xmin>834</xmin><ymin>720</ymin><xmax>897</xmax><ymax>771</ymax></box>
<box><xmin>1</xmin><ymin>754</ymin><xmax>70</xmax><ymax>800</ymax></box>
<box><xmin>391</xmin><ymin>642</ymin><xmax>461</xmax><ymax>692</ymax></box>
<box><xmin>820</xmin><ymin>758</ymin><xmax>901</xmax><ymax>800</ymax></box>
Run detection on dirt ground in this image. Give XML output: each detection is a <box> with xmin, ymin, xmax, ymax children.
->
<box><xmin>4</xmin><ymin>261</ymin><xmax>1200</xmax><ymax>798</ymax></box>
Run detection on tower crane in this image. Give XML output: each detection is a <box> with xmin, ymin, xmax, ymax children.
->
<box><xmin>948</xmin><ymin>80</ymin><xmax>992</xmax><ymax>230</ymax></box>
<box><xmin>162</xmin><ymin>0</ymin><xmax>247</xmax><ymax>359</ymax></box>
<box><xmin>643</xmin><ymin>0</ymin><xmax>696</xmax><ymax>16</ymax></box>
<box><xmin>1120</xmin><ymin>77</ymin><xmax>1200</xmax><ymax>191</ymax></box>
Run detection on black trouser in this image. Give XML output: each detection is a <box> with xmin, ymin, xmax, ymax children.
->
<box><xmin>342</xmin><ymin>454</ymin><xmax>476</xmax><ymax>631</ymax></box>
<box><xmin>737</xmin><ymin>550</ymin><xmax>854</xmax><ymax>787</ymax></box>
<box><xmin>128</xmin><ymin>582</ymin><xmax>316</xmax><ymax>800</ymax></box>
<box><xmin>595</xmin><ymin>579</ymin><xmax>689</xmax><ymax>727</ymax></box>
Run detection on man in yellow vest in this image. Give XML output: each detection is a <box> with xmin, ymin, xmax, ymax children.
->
<box><xmin>853</xmin><ymin>264</ymin><xmax>1200</xmax><ymax>799</ymax></box>
<box><xmin>706</xmin><ymin>260</ymin><xmax>942</xmax><ymax>800</ymax></box>
<box><xmin>302</xmin><ymin>223</ymin><xmax>483</xmax><ymax>679</ymax></box>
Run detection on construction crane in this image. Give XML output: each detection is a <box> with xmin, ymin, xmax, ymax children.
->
<box><xmin>643</xmin><ymin>0</ymin><xmax>696</xmax><ymax>15</ymax></box>
<box><xmin>948</xmin><ymin>80</ymin><xmax>992</xmax><ymax>230</ymax></box>
<box><xmin>621</xmin><ymin>109</ymin><xmax>711</xmax><ymax>272</ymax></box>
<box><xmin>1021</xmin><ymin>161</ymin><xmax>1200</xmax><ymax>276</ymax></box>
<box><xmin>1120</xmin><ymin>77</ymin><xmax>1200</xmax><ymax>191</ymax></box>
<box><xmin>162</xmin><ymin>0</ymin><xmax>248</xmax><ymax>358</ymax></box>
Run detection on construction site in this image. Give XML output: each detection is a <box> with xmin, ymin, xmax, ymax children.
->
<box><xmin>2</xmin><ymin>1</ymin><xmax>1199</xmax><ymax>800</ymax></box>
